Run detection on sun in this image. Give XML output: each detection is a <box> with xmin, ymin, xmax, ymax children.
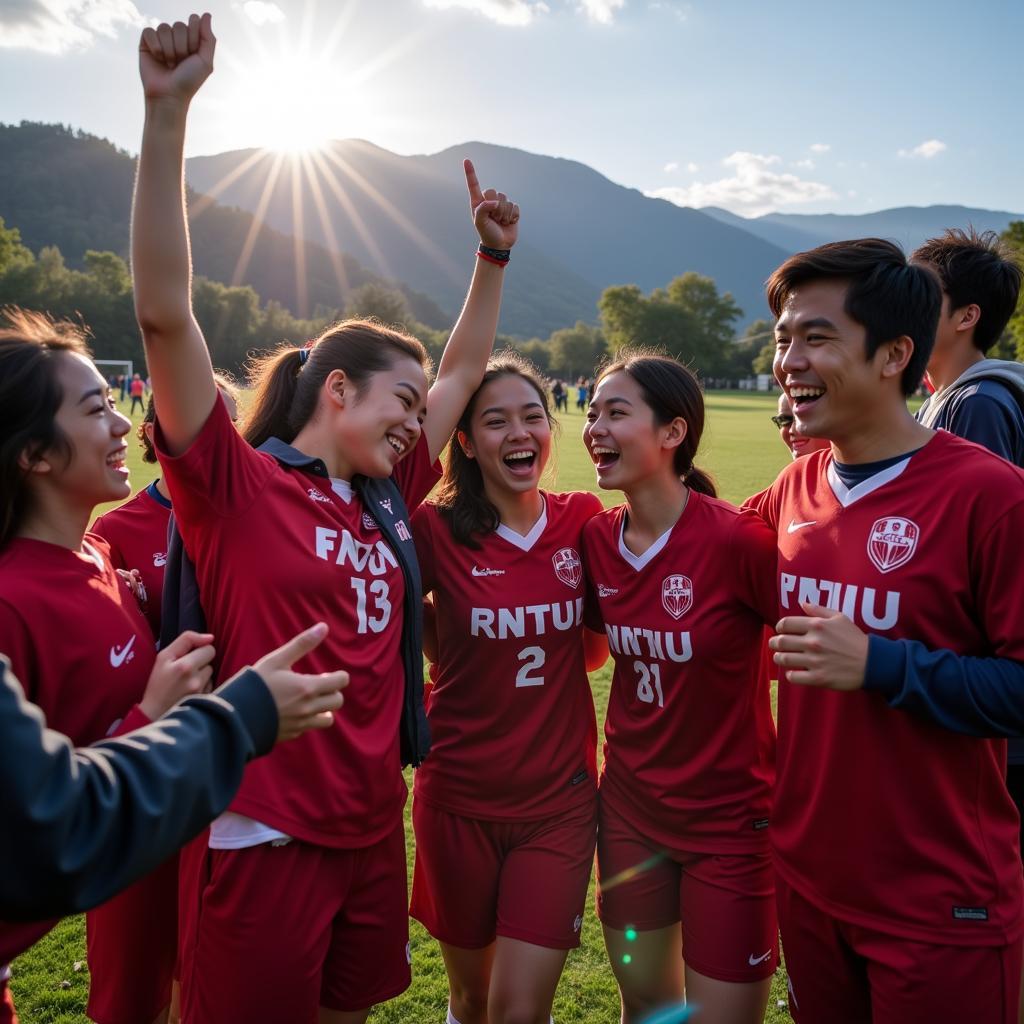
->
<box><xmin>227</xmin><ymin>52</ymin><xmax>345</xmax><ymax>154</ymax></box>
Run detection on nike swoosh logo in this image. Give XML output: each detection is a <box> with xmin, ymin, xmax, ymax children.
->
<box><xmin>471</xmin><ymin>566</ymin><xmax>505</xmax><ymax>577</ymax></box>
<box><xmin>748</xmin><ymin>950</ymin><xmax>772</xmax><ymax>966</ymax></box>
<box><xmin>787</xmin><ymin>519</ymin><xmax>817</xmax><ymax>534</ymax></box>
<box><xmin>110</xmin><ymin>634</ymin><xmax>136</xmax><ymax>668</ymax></box>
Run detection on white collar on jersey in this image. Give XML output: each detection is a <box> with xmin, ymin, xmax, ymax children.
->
<box><xmin>826</xmin><ymin>456</ymin><xmax>912</xmax><ymax>508</ymax></box>
<box><xmin>330</xmin><ymin>477</ymin><xmax>354</xmax><ymax>504</ymax></box>
<box><xmin>494</xmin><ymin>498</ymin><xmax>548</xmax><ymax>552</ymax></box>
<box><xmin>617</xmin><ymin>516</ymin><xmax>674</xmax><ymax>573</ymax></box>
<box><xmin>81</xmin><ymin>538</ymin><xmax>106</xmax><ymax>572</ymax></box>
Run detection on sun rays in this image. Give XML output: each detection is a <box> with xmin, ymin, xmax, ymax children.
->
<box><xmin>187</xmin><ymin>0</ymin><xmax>459</xmax><ymax>321</ymax></box>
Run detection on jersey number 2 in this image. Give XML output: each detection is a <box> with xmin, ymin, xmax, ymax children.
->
<box><xmin>351</xmin><ymin>578</ymin><xmax>392</xmax><ymax>634</ymax></box>
<box><xmin>516</xmin><ymin>646</ymin><xmax>546</xmax><ymax>687</ymax></box>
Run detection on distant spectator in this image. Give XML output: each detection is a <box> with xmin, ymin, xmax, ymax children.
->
<box><xmin>129</xmin><ymin>373</ymin><xmax>146</xmax><ymax>415</ymax></box>
<box><xmin>576</xmin><ymin>376</ymin><xmax>588</xmax><ymax>411</ymax></box>
<box><xmin>772</xmin><ymin>393</ymin><xmax>830</xmax><ymax>459</ymax></box>
<box><xmin>551</xmin><ymin>378</ymin><xmax>565</xmax><ymax>413</ymax></box>
<box><xmin>118</xmin><ymin>374</ymin><xmax>127</xmax><ymax>401</ymax></box>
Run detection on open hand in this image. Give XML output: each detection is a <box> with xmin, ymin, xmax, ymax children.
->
<box><xmin>139</xmin><ymin>12</ymin><xmax>216</xmax><ymax>103</ymax></box>
<box><xmin>252</xmin><ymin>623</ymin><xmax>349</xmax><ymax>743</ymax></box>
<box><xmin>770</xmin><ymin>602</ymin><xmax>869</xmax><ymax>691</ymax></box>
<box><xmin>465</xmin><ymin>159</ymin><xmax>520</xmax><ymax>250</ymax></box>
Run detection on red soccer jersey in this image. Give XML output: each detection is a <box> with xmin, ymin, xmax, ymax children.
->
<box><xmin>155</xmin><ymin>397</ymin><xmax>441</xmax><ymax>848</ymax></box>
<box><xmin>755</xmin><ymin>431</ymin><xmax>1024</xmax><ymax>945</ymax></box>
<box><xmin>581</xmin><ymin>493</ymin><xmax>778</xmax><ymax>853</ymax></box>
<box><xmin>92</xmin><ymin>482</ymin><xmax>172</xmax><ymax>637</ymax></box>
<box><xmin>0</xmin><ymin>536</ymin><xmax>155</xmax><ymax>744</ymax></box>
<box><xmin>412</xmin><ymin>491</ymin><xmax>603</xmax><ymax>820</ymax></box>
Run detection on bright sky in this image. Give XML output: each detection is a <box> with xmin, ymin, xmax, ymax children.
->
<box><xmin>1</xmin><ymin>0</ymin><xmax>1021</xmax><ymax>217</ymax></box>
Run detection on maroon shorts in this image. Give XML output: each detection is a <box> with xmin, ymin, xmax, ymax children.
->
<box><xmin>85</xmin><ymin>853</ymin><xmax>178</xmax><ymax>1024</ymax></box>
<box><xmin>0</xmin><ymin>977</ymin><xmax>16</xmax><ymax>1024</ymax></box>
<box><xmin>179</xmin><ymin>823</ymin><xmax>410</xmax><ymax>1023</ymax></box>
<box><xmin>596</xmin><ymin>798</ymin><xmax>778</xmax><ymax>983</ymax></box>
<box><xmin>410</xmin><ymin>795</ymin><xmax>597</xmax><ymax>950</ymax></box>
<box><xmin>777</xmin><ymin>875</ymin><xmax>1023</xmax><ymax>1024</ymax></box>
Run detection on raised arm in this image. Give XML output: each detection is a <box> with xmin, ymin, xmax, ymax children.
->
<box><xmin>423</xmin><ymin>159</ymin><xmax>520</xmax><ymax>462</ymax></box>
<box><xmin>132</xmin><ymin>13</ymin><xmax>218</xmax><ymax>456</ymax></box>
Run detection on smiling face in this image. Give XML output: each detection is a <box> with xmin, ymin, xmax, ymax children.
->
<box><xmin>460</xmin><ymin>373</ymin><xmax>552</xmax><ymax>500</ymax></box>
<box><xmin>583</xmin><ymin>370</ymin><xmax>685</xmax><ymax>491</ymax></box>
<box><xmin>328</xmin><ymin>355</ymin><xmax>428</xmax><ymax>479</ymax></box>
<box><xmin>33</xmin><ymin>352</ymin><xmax>133</xmax><ymax>508</ymax></box>
<box><xmin>775</xmin><ymin>392</ymin><xmax>831</xmax><ymax>459</ymax></box>
<box><xmin>773</xmin><ymin>279</ymin><xmax>902</xmax><ymax>445</ymax></box>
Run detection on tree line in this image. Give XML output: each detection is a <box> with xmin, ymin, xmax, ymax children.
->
<box><xmin>1</xmin><ymin>214</ymin><xmax>1020</xmax><ymax>386</ymax></box>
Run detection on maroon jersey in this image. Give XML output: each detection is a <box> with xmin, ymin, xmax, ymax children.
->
<box><xmin>755</xmin><ymin>431</ymin><xmax>1024</xmax><ymax>945</ymax></box>
<box><xmin>92</xmin><ymin>482</ymin><xmax>172</xmax><ymax>637</ymax></box>
<box><xmin>0</xmin><ymin>536</ymin><xmax>155</xmax><ymax>743</ymax></box>
<box><xmin>412</xmin><ymin>491</ymin><xmax>603</xmax><ymax>820</ymax></box>
<box><xmin>581</xmin><ymin>493</ymin><xmax>777</xmax><ymax>853</ymax></box>
<box><xmin>155</xmin><ymin>397</ymin><xmax>440</xmax><ymax>848</ymax></box>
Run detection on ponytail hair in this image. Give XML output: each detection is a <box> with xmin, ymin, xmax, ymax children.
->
<box><xmin>434</xmin><ymin>351</ymin><xmax>554</xmax><ymax>548</ymax></box>
<box><xmin>242</xmin><ymin>319</ymin><xmax>431</xmax><ymax>449</ymax></box>
<box><xmin>596</xmin><ymin>348</ymin><xmax>716</xmax><ymax>497</ymax></box>
<box><xmin>0</xmin><ymin>307</ymin><xmax>91</xmax><ymax>549</ymax></box>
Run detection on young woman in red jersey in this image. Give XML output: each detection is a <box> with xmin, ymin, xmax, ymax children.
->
<box><xmin>93</xmin><ymin>377</ymin><xmax>239</xmax><ymax>638</ymax></box>
<box><xmin>0</xmin><ymin>308</ymin><xmax>223</xmax><ymax>1024</ymax></box>
<box><xmin>581</xmin><ymin>352</ymin><xmax>779</xmax><ymax>1024</ymax></box>
<box><xmin>410</xmin><ymin>353</ymin><xmax>607</xmax><ymax>1024</ymax></box>
<box><xmin>133</xmin><ymin>14</ymin><xmax>519</xmax><ymax>1023</ymax></box>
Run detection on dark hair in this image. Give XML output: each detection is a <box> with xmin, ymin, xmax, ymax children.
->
<box><xmin>0</xmin><ymin>307</ymin><xmax>91</xmax><ymax>548</ymax></box>
<box><xmin>766</xmin><ymin>238</ymin><xmax>942</xmax><ymax>396</ymax></box>
<box><xmin>138</xmin><ymin>370</ymin><xmax>239</xmax><ymax>464</ymax></box>
<box><xmin>911</xmin><ymin>228</ymin><xmax>1023</xmax><ymax>353</ymax></box>
<box><xmin>596</xmin><ymin>349</ymin><xmax>716</xmax><ymax>497</ymax></box>
<box><xmin>434</xmin><ymin>351</ymin><xmax>554</xmax><ymax>548</ymax></box>
<box><xmin>242</xmin><ymin>319</ymin><xmax>430</xmax><ymax>449</ymax></box>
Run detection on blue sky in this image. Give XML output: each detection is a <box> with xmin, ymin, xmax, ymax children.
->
<box><xmin>1</xmin><ymin>0</ymin><xmax>1021</xmax><ymax>217</ymax></box>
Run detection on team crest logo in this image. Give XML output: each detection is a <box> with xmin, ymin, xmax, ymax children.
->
<box><xmin>361</xmin><ymin>512</ymin><xmax>379</xmax><ymax>531</ymax></box>
<box><xmin>661</xmin><ymin>574</ymin><xmax>693</xmax><ymax>620</ymax></box>
<box><xmin>552</xmin><ymin>547</ymin><xmax>582</xmax><ymax>589</ymax></box>
<box><xmin>867</xmin><ymin>517</ymin><xmax>919</xmax><ymax>574</ymax></box>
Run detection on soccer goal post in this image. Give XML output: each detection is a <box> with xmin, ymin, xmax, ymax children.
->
<box><xmin>95</xmin><ymin>359</ymin><xmax>134</xmax><ymax>384</ymax></box>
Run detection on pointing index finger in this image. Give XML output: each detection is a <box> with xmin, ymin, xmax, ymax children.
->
<box><xmin>464</xmin><ymin>158</ymin><xmax>484</xmax><ymax>207</ymax></box>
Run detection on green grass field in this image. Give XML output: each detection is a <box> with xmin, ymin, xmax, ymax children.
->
<box><xmin>12</xmin><ymin>391</ymin><xmax>796</xmax><ymax>1023</ymax></box>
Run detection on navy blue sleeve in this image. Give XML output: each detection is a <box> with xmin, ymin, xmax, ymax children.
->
<box><xmin>863</xmin><ymin>635</ymin><xmax>1024</xmax><ymax>736</ymax></box>
<box><xmin>945</xmin><ymin>389</ymin><xmax>1023</xmax><ymax>464</ymax></box>
<box><xmin>0</xmin><ymin>659</ymin><xmax>277</xmax><ymax>920</ymax></box>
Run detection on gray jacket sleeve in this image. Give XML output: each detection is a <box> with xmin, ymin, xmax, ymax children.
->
<box><xmin>0</xmin><ymin>657</ymin><xmax>277</xmax><ymax>920</ymax></box>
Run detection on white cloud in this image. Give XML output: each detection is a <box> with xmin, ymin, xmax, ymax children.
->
<box><xmin>237</xmin><ymin>1</ymin><xmax>285</xmax><ymax>26</ymax></box>
<box><xmin>0</xmin><ymin>0</ymin><xmax>144</xmax><ymax>54</ymax></box>
<box><xmin>663</xmin><ymin>161</ymin><xmax>679</xmax><ymax>173</ymax></box>
<box><xmin>646</xmin><ymin>150</ymin><xmax>837</xmax><ymax>217</ymax></box>
<box><xmin>686</xmin><ymin>161</ymin><xmax>698</xmax><ymax>173</ymax></box>
<box><xmin>809</xmin><ymin>143</ymin><xmax>830</xmax><ymax>154</ymax></box>
<box><xmin>577</xmin><ymin>0</ymin><xmax>625</xmax><ymax>23</ymax></box>
<box><xmin>898</xmin><ymin>139</ymin><xmax>946</xmax><ymax>160</ymax></box>
<box><xmin>793</xmin><ymin>158</ymin><xmax>815</xmax><ymax>170</ymax></box>
<box><xmin>422</xmin><ymin>0</ymin><xmax>550</xmax><ymax>25</ymax></box>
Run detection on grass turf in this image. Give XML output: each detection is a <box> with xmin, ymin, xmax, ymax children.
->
<box><xmin>13</xmin><ymin>391</ymin><xmax>796</xmax><ymax>1022</ymax></box>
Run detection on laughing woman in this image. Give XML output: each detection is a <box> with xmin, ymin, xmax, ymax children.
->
<box><xmin>410</xmin><ymin>353</ymin><xmax>607</xmax><ymax>1024</ymax></box>
<box><xmin>581</xmin><ymin>352</ymin><xmax>779</xmax><ymax>1024</ymax></box>
<box><xmin>132</xmin><ymin>13</ymin><xmax>519</xmax><ymax>1023</ymax></box>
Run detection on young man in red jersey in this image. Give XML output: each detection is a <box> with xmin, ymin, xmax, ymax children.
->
<box><xmin>751</xmin><ymin>239</ymin><xmax>1024</xmax><ymax>1024</ymax></box>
